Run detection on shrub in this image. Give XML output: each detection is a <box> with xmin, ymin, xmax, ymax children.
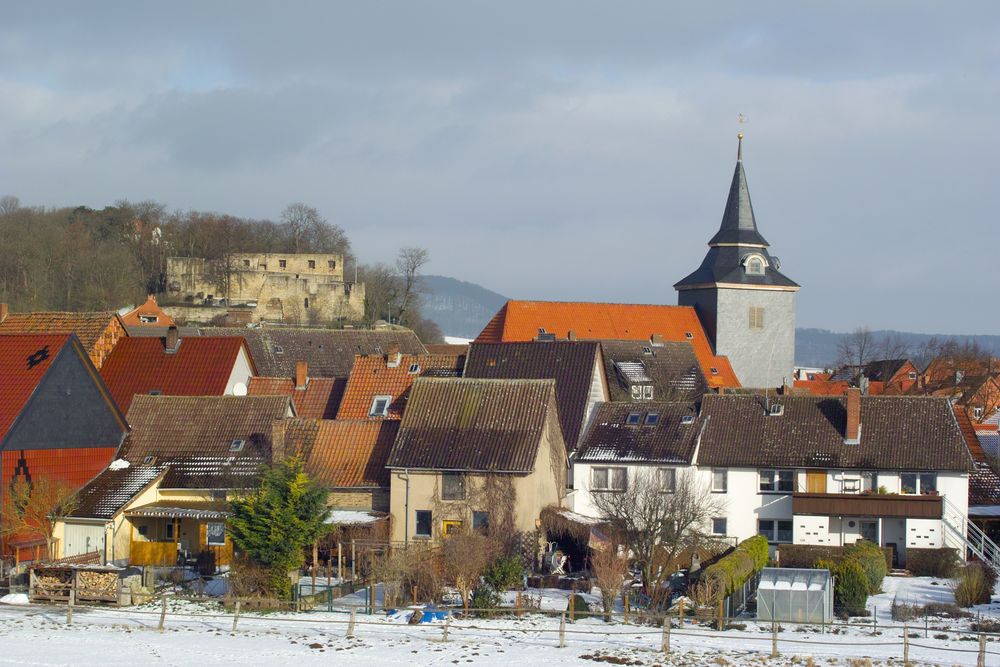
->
<box><xmin>905</xmin><ymin>548</ymin><xmax>958</xmax><ymax>578</ymax></box>
<box><xmin>834</xmin><ymin>559</ymin><xmax>870</xmax><ymax>616</ymax></box>
<box><xmin>566</xmin><ymin>591</ymin><xmax>593</xmax><ymax>620</ymax></box>
<box><xmin>843</xmin><ymin>540</ymin><xmax>887</xmax><ymax>595</ymax></box>
<box><xmin>590</xmin><ymin>545</ymin><xmax>628</xmax><ymax>621</ymax></box>
<box><xmin>778</xmin><ymin>543</ymin><xmax>891</xmax><ymax>571</ymax></box>
<box><xmin>952</xmin><ymin>562</ymin><xmax>992</xmax><ymax>607</ymax></box>
<box><xmin>699</xmin><ymin>535</ymin><xmax>769</xmax><ymax>601</ymax></box>
<box><xmin>482</xmin><ymin>554</ymin><xmax>524</xmax><ymax>593</ymax></box>
<box><xmin>890</xmin><ymin>595</ymin><xmax>922</xmax><ymax>622</ymax></box>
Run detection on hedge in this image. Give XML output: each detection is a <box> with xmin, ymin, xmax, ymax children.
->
<box><xmin>905</xmin><ymin>548</ymin><xmax>959</xmax><ymax>578</ymax></box>
<box><xmin>817</xmin><ymin>558</ymin><xmax>869</xmax><ymax>615</ymax></box>
<box><xmin>700</xmin><ymin>535</ymin><xmax>769</xmax><ymax>597</ymax></box>
<box><xmin>843</xmin><ymin>541</ymin><xmax>887</xmax><ymax>594</ymax></box>
<box><xmin>777</xmin><ymin>544</ymin><xmax>892</xmax><ymax>570</ymax></box>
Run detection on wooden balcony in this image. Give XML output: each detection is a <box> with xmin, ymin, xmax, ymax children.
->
<box><xmin>792</xmin><ymin>492</ymin><xmax>942</xmax><ymax>519</ymax></box>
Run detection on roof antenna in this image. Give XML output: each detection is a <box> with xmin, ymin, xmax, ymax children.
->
<box><xmin>737</xmin><ymin>113</ymin><xmax>746</xmax><ymax>162</ymax></box>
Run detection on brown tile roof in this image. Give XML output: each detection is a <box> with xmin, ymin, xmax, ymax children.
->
<box><xmin>425</xmin><ymin>343</ymin><xmax>469</xmax><ymax>357</ymax></box>
<box><xmin>248</xmin><ymin>376</ymin><xmax>342</xmax><ymax>419</ymax></box>
<box><xmin>600</xmin><ymin>340</ymin><xmax>707</xmax><ymax>402</ymax></box>
<box><xmin>118</xmin><ymin>395</ymin><xmax>291</xmax><ymax>489</ymax></box>
<box><xmin>955</xmin><ymin>406</ymin><xmax>1000</xmax><ymax>507</ymax></box>
<box><xmin>387</xmin><ymin>378</ymin><xmax>560</xmax><ymax>472</ymax></box>
<box><xmin>575</xmin><ymin>402</ymin><xmax>702</xmax><ymax>464</ymax></box>
<box><xmin>284</xmin><ymin>418</ymin><xmax>398</xmax><ymax>488</ymax></box>
<box><xmin>696</xmin><ymin>394</ymin><xmax>972</xmax><ymax>471</ymax></box>
<box><xmin>201</xmin><ymin>327</ymin><xmax>428</xmax><ymax>378</ymax></box>
<box><xmin>100</xmin><ymin>336</ymin><xmax>250</xmax><ymax>413</ymax></box>
<box><xmin>336</xmin><ymin>354</ymin><xmax>465</xmax><ymax>420</ymax></box>
<box><xmin>0</xmin><ymin>310</ymin><xmax>124</xmax><ymax>367</ymax></box>
<box><xmin>463</xmin><ymin>341</ymin><xmax>601</xmax><ymax>452</ymax></box>
<box><xmin>475</xmin><ymin>301</ymin><xmax>740</xmax><ymax>389</ymax></box>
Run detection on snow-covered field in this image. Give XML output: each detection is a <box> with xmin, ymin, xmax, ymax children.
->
<box><xmin>0</xmin><ymin>577</ymin><xmax>997</xmax><ymax>666</ymax></box>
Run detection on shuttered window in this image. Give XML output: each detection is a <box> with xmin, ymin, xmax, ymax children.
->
<box><xmin>749</xmin><ymin>306</ymin><xmax>765</xmax><ymax>330</ymax></box>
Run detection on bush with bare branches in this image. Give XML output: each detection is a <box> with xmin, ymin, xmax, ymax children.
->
<box><xmin>442</xmin><ymin>533</ymin><xmax>497</xmax><ymax>611</ymax></box>
<box><xmin>590</xmin><ymin>544</ymin><xmax>629</xmax><ymax>621</ymax></box>
<box><xmin>1</xmin><ymin>476</ymin><xmax>78</xmax><ymax>560</ymax></box>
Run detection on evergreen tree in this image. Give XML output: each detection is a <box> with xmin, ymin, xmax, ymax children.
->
<box><xmin>227</xmin><ymin>456</ymin><xmax>330</xmax><ymax>599</ymax></box>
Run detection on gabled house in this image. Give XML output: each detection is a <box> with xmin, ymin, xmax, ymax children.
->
<box><xmin>599</xmin><ymin>339</ymin><xmax>708</xmax><ymax>402</ymax></box>
<box><xmin>120</xmin><ymin>295</ymin><xmax>175</xmax><ymax>329</ymax></box>
<box><xmin>0</xmin><ymin>334</ymin><xmax>128</xmax><ymax>560</ymax></box>
<box><xmin>475</xmin><ymin>301</ymin><xmax>739</xmax><ymax>390</ymax></box>
<box><xmin>99</xmin><ymin>327</ymin><xmax>255</xmax><ymax>413</ymax></box>
<box><xmin>249</xmin><ymin>361</ymin><xmax>342</xmax><ymax>419</ymax></box>
<box><xmin>463</xmin><ymin>341</ymin><xmax>606</xmax><ymax>454</ymax></box>
<box><xmin>57</xmin><ymin>395</ymin><xmax>293</xmax><ymax>566</ymax></box>
<box><xmin>571</xmin><ymin>401</ymin><xmax>703</xmax><ymax>518</ymax></box>
<box><xmin>335</xmin><ymin>350</ymin><xmax>465</xmax><ymax>420</ymax></box>
<box><xmin>0</xmin><ymin>305</ymin><xmax>126</xmax><ymax>369</ymax></box>
<box><xmin>386</xmin><ymin>378</ymin><xmax>567</xmax><ymax>544</ymax></box>
<box><xmin>695</xmin><ymin>391</ymin><xmax>972</xmax><ymax>567</ymax></box>
<box><xmin>862</xmin><ymin>359</ymin><xmax>920</xmax><ymax>395</ymax></box>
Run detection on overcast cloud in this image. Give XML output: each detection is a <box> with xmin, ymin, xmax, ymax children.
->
<box><xmin>1</xmin><ymin>2</ymin><xmax>998</xmax><ymax>334</ymax></box>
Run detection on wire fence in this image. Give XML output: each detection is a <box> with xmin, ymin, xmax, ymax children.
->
<box><xmin>0</xmin><ymin>595</ymin><xmax>997</xmax><ymax>666</ymax></box>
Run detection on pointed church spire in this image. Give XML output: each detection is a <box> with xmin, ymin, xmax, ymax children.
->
<box><xmin>707</xmin><ymin>133</ymin><xmax>769</xmax><ymax>247</ymax></box>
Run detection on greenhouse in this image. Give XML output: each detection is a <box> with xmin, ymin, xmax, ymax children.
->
<box><xmin>756</xmin><ymin>567</ymin><xmax>833</xmax><ymax>624</ymax></box>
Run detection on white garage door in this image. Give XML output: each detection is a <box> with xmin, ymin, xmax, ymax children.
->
<box><xmin>63</xmin><ymin>523</ymin><xmax>105</xmax><ymax>559</ymax></box>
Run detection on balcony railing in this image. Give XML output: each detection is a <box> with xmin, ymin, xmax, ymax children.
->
<box><xmin>792</xmin><ymin>492</ymin><xmax>942</xmax><ymax>519</ymax></box>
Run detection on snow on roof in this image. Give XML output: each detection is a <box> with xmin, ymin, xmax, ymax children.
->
<box><xmin>325</xmin><ymin>510</ymin><xmax>386</xmax><ymax>526</ymax></box>
<box><xmin>108</xmin><ymin>459</ymin><xmax>130</xmax><ymax>471</ymax></box>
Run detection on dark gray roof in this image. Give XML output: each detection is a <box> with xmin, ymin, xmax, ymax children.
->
<box><xmin>675</xmin><ymin>155</ymin><xmax>798</xmax><ymax>290</ymax></box>
<box><xmin>387</xmin><ymin>378</ymin><xmax>561</xmax><ymax>472</ymax></box>
<box><xmin>575</xmin><ymin>402</ymin><xmax>702</xmax><ymax>464</ymax></box>
<box><xmin>863</xmin><ymin>359</ymin><xmax>911</xmax><ymax>383</ymax></box>
<box><xmin>463</xmin><ymin>341</ymin><xmax>601</xmax><ymax>452</ymax></box>
<box><xmin>696</xmin><ymin>394</ymin><xmax>972</xmax><ymax>471</ymax></box>
<box><xmin>200</xmin><ymin>327</ymin><xmax>427</xmax><ymax>378</ymax></box>
<box><xmin>600</xmin><ymin>340</ymin><xmax>707</xmax><ymax>402</ymax></box>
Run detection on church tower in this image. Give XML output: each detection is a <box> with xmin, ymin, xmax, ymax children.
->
<box><xmin>674</xmin><ymin>135</ymin><xmax>799</xmax><ymax>388</ymax></box>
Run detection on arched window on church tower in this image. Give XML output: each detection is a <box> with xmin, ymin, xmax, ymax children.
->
<box><xmin>744</xmin><ymin>254</ymin><xmax>766</xmax><ymax>275</ymax></box>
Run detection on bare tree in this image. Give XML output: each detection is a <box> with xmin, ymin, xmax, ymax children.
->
<box><xmin>395</xmin><ymin>246</ymin><xmax>429</xmax><ymax>326</ymax></box>
<box><xmin>1</xmin><ymin>477</ymin><xmax>79</xmax><ymax>560</ymax></box>
<box><xmin>280</xmin><ymin>203</ymin><xmax>350</xmax><ymax>255</ymax></box>
<box><xmin>442</xmin><ymin>533</ymin><xmax>497</xmax><ymax>611</ymax></box>
<box><xmin>590</xmin><ymin>542</ymin><xmax>629</xmax><ymax>621</ymax></box>
<box><xmin>0</xmin><ymin>195</ymin><xmax>21</xmax><ymax>216</ymax></box>
<box><xmin>837</xmin><ymin>327</ymin><xmax>875</xmax><ymax>370</ymax></box>
<box><xmin>590</xmin><ymin>469</ymin><xmax>725</xmax><ymax>595</ymax></box>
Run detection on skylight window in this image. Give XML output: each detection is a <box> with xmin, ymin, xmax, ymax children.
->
<box><xmin>626</xmin><ymin>412</ymin><xmax>642</xmax><ymax>426</ymax></box>
<box><xmin>407</xmin><ymin>363</ymin><xmax>421</xmax><ymax>374</ymax></box>
<box><xmin>644</xmin><ymin>412</ymin><xmax>660</xmax><ymax>426</ymax></box>
<box><xmin>273</xmin><ymin>345</ymin><xmax>284</xmax><ymax>354</ymax></box>
<box><xmin>642</xmin><ymin>346</ymin><xmax>653</xmax><ymax>355</ymax></box>
<box><xmin>369</xmin><ymin>395</ymin><xmax>392</xmax><ymax>417</ymax></box>
<box><xmin>148</xmin><ymin>390</ymin><xmax>162</xmax><ymax>396</ymax></box>
<box><xmin>710</xmin><ymin>367</ymin><xmax>719</xmax><ymax>375</ymax></box>
<box><xmin>230</xmin><ymin>439</ymin><xmax>246</xmax><ymax>452</ymax></box>
<box><xmin>685</xmin><ymin>332</ymin><xmax>694</xmax><ymax>339</ymax></box>
<box><xmin>680</xmin><ymin>415</ymin><xmax>695</xmax><ymax>425</ymax></box>
<box><xmin>142</xmin><ymin>455</ymin><xmax>156</xmax><ymax>465</ymax></box>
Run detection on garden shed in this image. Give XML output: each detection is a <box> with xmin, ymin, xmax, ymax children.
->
<box><xmin>756</xmin><ymin>567</ymin><xmax>832</xmax><ymax>624</ymax></box>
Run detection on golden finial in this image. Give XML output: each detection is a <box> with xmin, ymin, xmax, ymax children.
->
<box><xmin>737</xmin><ymin>113</ymin><xmax>746</xmax><ymax>161</ymax></box>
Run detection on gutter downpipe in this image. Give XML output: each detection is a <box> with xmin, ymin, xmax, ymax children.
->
<box><xmin>401</xmin><ymin>469</ymin><xmax>411</xmax><ymax>547</ymax></box>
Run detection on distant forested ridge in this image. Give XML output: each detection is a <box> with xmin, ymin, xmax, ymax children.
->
<box><xmin>420</xmin><ymin>275</ymin><xmax>509</xmax><ymax>339</ymax></box>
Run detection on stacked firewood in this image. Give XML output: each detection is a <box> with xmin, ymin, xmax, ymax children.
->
<box><xmin>76</xmin><ymin>570</ymin><xmax>119</xmax><ymax>597</ymax></box>
<box><xmin>32</xmin><ymin>570</ymin><xmax>72</xmax><ymax>597</ymax></box>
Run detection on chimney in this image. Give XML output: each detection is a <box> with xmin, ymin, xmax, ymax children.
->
<box><xmin>271</xmin><ymin>420</ymin><xmax>286</xmax><ymax>462</ymax></box>
<box><xmin>165</xmin><ymin>325</ymin><xmax>180</xmax><ymax>353</ymax></box>
<box><xmin>650</xmin><ymin>333</ymin><xmax>665</xmax><ymax>347</ymax></box>
<box><xmin>567</xmin><ymin>330</ymin><xmax>576</xmax><ymax>341</ymax></box>
<box><xmin>0</xmin><ymin>302</ymin><xmax>7</xmax><ymax>323</ymax></box>
<box><xmin>386</xmin><ymin>343</ymin><xmax>401</xmax><ymax>368</ymax></box>
<box><xmin>844</xmin><ymin>387</ymin><xmax>862</xmax><ymax>444</ymax></box>
<box><xmin>295</xmin><ymin>360</ymin><xmax>308</xmax><ymax>390</ymax></box>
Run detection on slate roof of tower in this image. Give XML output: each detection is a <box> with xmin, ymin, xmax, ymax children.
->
<box><xmin>474</xmin><ymin>301</ymin><xmax>739</xmax><ymax>389</ymax></box>
<box><xmin>201</xmin><ymin>327</ymin><xmax>427</xmax><ymax>378</ymax></box>
<box><xmin>696</xmin><ymin>394</ymin><xmax>972</xmax><ymax>471</ymax></box>
<box><xmin>708</xmin><ymin>159</ymin><xmax>769</xmax><ymax>247</ymax></box>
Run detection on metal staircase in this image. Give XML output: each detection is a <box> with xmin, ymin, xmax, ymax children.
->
<box><xmin>943</xmin><ymin>498</ymin><xmax>1000</xmax><ymax>577</ymax></box>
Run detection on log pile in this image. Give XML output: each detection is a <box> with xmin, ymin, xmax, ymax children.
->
<box><xmin>32</xmin><ymin>570</ymin><xmax>72</xmax><ymax>599</ymax></box>
<box><xmin>76</xmin><ymin>570</ymin><xmax>119</xmax><ymax>599</ymax></box>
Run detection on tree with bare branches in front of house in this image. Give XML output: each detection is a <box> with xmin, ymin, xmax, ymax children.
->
<box><xmin>1</xmin><ymin>477</ymin><xmax>79</xmax><ymax>561</ymax></box>
<box><xmin>590</xmin><ymin>542</ymin><xmax>630</xmax><ymax>621</ymax></box>
<box><xmin>590</xmin><ymin>469</ymin><xmax>725</xmax><ymax>598</ymax></box>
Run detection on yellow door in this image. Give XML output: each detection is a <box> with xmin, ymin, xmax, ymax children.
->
<box><xmin>442</xmin><ymin>520</ymin><xmax>463</xmax><ymax>537</ymax></box>
<box><xmin>806</xmin><ymin>470</ymin><xmax>827</xmax><ymax>493</ymax></box>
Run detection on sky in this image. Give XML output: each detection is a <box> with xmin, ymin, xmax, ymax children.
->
<box><xmin>1</xmin><ymin>2</ymin><xmax>998</xmax><ymax>335</ymax></box>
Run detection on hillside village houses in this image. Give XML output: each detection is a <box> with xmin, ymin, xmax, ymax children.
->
<box><xmin>0</xmin><ymin>135</ymin><xmax>996</xmax><ymax>588</ymax></box>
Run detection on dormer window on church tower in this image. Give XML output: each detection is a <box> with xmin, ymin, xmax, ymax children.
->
<box><xmin>743</xmin><ymin>253</ymin><xmax>767</xmax><ymax>276</ymax></box>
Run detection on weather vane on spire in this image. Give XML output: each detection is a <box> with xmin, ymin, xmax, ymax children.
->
<box><xmin>737</xmin><ymin>113</ymin><xmax>746</xmax><ymax>161</ymax></box>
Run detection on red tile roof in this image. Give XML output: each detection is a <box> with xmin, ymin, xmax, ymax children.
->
<box><xmin>120</xmin><ymin>295</ymin><xmax>175</xmax><ymax>328</ymax></box>
<box><xmin>475</xmin><ymin>301</ymin><xmax>739</xmax><ymax>389</ymax></box>
<box><xmin>0</xmin><ymin>334</ymin><xmax>72</xmax><ymax>441</ymax></box>
<box><xmin>100</xmin><ymin>336</ymin><xmax>250</xmax><ymax>413</ymax></box>
<box><xmin>248</xmin><ymin>376</ymin><xmax>342</xmax><ymax>419</ymax></box>
<box><xmin>792</xmin><ymin>378</ymin><xmax>850</xmax><ymax>396</ymax></box>
<box><xmin>285</xmin><ymin>419</ymin><xmax>398</xmax><ymax>488</ymax></box>
<box><xmin>336</xmin><ymin>354</ymin><xmax>465</xmax><ymax>420</ymax></box>
<box><xmin>0</xmin><ymin>311</ymin><xmax>125</xmax><ymax>368</ymax></box>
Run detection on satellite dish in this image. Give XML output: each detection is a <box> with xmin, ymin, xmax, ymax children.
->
<box><xmin>232</xmin><ymin>382</ymin><xmax>248</xmax><ymax>396</ymax></box>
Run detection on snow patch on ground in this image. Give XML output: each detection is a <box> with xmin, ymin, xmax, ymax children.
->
<box><xmin>0</xmin><ymin>593</ymin><xmax>28</xmax><ymax>605</ymax></box>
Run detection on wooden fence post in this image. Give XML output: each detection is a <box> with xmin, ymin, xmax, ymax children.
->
<box><xmin>558</xmin><ymin>612</ymin><xmax>566</xmax><ymax>648</ymax></box>
<box><xmin>678</xmin><ymin>598</ymin><xmax>685</xmax><ymax>626</ymax></box>
<box><xmin>369</xmin><ymin>581</ymin><xmax>375</xmax><ymax>615</ymax></box>
<box><xmin>516</xmin><ymin>591</ymin><xmax>522</xmax><ymax>618</ymax></box>
<box><xmin>347</xmin><ymin>607</ymin><xmax>356</xmax><ymax>638</ymax></box>
<box><xmin>158</xmin><ymin>595</ymin><xmax>167</xmax><ymax>632</ymax></box>
<box><xmin>338</xmin><ymin>542</ymin><xmax>343</xmax><ymax>579</ymax></box>
<box><xmin>978</xmin><ymin>633</ymin><xmax>987</xmax><ymax>667</ymax></box>
<box><xmin>351</xmin><ymin>540</ymin><xmax>356</xmax><ymax>580</ymax></box>
<box><xmin>311</xmin><ymin>541</ymin><xmax>318</xmax><ymax>593</ymax></box>
<box><xmin>717</xmin><ymin>599</ymin><xmax>724</xmax><ymax>631</ymax></box>
<box><xmin>903</xmin><ymin>626</ymin><xmax>909</xmax><ymax>667</ymax></box>
<box><xmin>569</xmin><ymin>592</ymin><xmax>575</xmax><ymax>623</ymax></box>
<box><xmin>66</xmin><ymin>588</ymin><xmax>74</xmax><ymax>625</ymax></box>
<box><xmin>443</xmin><ymin>610</ymin><xmax>451</xmax><ymax>642</ymax></box>
<box><xmin>624</xmin><ymin>591</ymin><xmax>629</xmax><ymax>624</ymax></box>
<box><xmin>771</xmin><ymin>620</ymin><xmax>778</xmax><ymax>658</ymax></box>
<box><xmin>661</xmin><ymin>617</ymin><xmax>670</xmax><ymax>654</ymax></box>
<box><xmin>232</xmin><ymin>600</ymin><xmax>241</xmax><ymax>632</ymax></box>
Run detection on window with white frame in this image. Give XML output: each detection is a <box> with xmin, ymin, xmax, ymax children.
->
<box><xmin>369</xmin><ymin>395</ymin><xmax>392</xmax><ymax>417</ymax></box>
<box><xmin>591</xmin><ymin>467</ymin><xmax>627</xmax><ymax>491</ymax></box>
<box><xmin>843</xmin><ymin>471</ymin><xmax>877</xmax><ymax>494</ymax></box>
<box><xmin>711</xmin><ymin>517</ymin><xmax>727</xmax><ymax>535</ymax></box>
<box><xmin>658</xmin><ymin>468</ymin><xmax>676</xmax><ymax>493</ymax></box>
<box><xmin>745</xmin><ymin>255</ymin><xmax>765</xmax><ymax>275</ymax></box>
<box><xmin>758</xmin><ymin>469</ymin><xmax>794</xmax><ymax>493</ymax></box>
<box><xmin>712</xmin><ymin>468</ymin><xmax>727</xmax><ymax>493</ymax></box>
<box><xmin>758</xmin><ymin>519</ymin><xmax>793</xmax><ymax>543</ymax></box>
<box><xmin>900</xmin><ymin>472</ymin><xmax>937</xmax><ymax>495</ymax></box>
<box><xmin>206</xmin><ymin>522</ymin><xmax>226</xmax><ymax>546</ymax></box>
